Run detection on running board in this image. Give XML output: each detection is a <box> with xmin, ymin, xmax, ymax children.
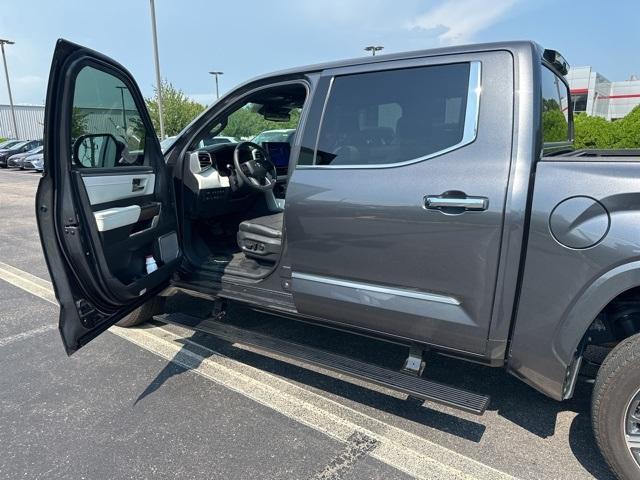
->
<box><xmin>154</xmin><ymin>313</ymin><xmax>490</xmax><ymax>415</ymax></box>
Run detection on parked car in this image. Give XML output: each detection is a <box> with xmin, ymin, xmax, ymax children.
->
<box><xmin>0</xmin><ymin>140</ymin><xmax>43</xmax><ymax>168</ymax></box>
<box><xmin>0</xmin><ymin>139</ymin><xmax>20</xmax><ymax>150</ymax></box>
<box><xmin>159</xmin><ymin>136</ymin><xmax>177</xmax><ymax>153</ymax></box>
<box><xmin>38</xmin><ymin>39</ymin><xmax>640</xmax><ymax>479</ymax></box>
<box><xmin>251</xmin><ymin>129</ymin><xmax>295</xmax><ymax>145</ymax></box>
<box><xmin>198</xmin><ymin>135</ymin><xmax>241</xmax><ymax>148</ymax></box>
<box><xmin>21</xmin><ymin>152</ymin><xmax>44</xmax><ymax>172</ymax></box>
<box><xmin>7</xmin><ymin>145</ymin><xmax>44</xmax><ymax>168</ymax></box>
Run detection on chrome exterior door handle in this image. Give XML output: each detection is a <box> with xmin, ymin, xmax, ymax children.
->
<box><xmin>424</xmin><ymin>195</ymin><xmax>489</xmax><ymax>212</ymax></box>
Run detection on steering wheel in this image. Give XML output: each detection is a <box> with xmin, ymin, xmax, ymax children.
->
<box><xmin>233</xmin><ymin>141</ymin><xmax>277</xmax><ymax>192</ymax></box>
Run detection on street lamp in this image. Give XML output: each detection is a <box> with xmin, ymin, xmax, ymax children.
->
<box><xmin>209</xmin><ymin>71</ymin><xmax>223</xmax><ymax>99</ymax></box>
<box><xmin>364</xmin><ymin>45</ymin><xmax>384</xmax><ymax>56</ymax></box>
<box><xmin>0</xmin><ymin>39</ymin><xmax>18</xmax><ymax>139</ymax></box>
<box><xmin>115</xmin><ymin>86</ymin><xmax>128</xmax><ymax>132</ymax></box>
<box><xmin>148</xmin><ymin>0</ymin><xmax>165</xmax><ymax>139</ymax></box>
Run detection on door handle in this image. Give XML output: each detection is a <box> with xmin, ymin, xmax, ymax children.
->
<box><xmin>424</xmin><ymin>194</ymin><xmax>489</xmax><ymax>212</ymax></box>
<box><xmin>132</xmin><ymin>178</ymin><xmax>145</xmax><ymax>192</ymax></box>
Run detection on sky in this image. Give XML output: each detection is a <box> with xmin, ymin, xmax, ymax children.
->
<box><xmin>0</xmin><ymin>0</ymin><xmax>638</xmax><ymax>106</ymax></box>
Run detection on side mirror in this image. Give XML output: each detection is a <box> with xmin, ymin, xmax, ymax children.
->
<box><xmin>73</xmin><ymin>133</ymin><xmax>121</xmax><ymax>168</ymax></box>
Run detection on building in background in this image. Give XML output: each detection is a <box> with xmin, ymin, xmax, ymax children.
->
<box><xmin>566</xmin><ymin>67</ymin><xmax>640</xmax><ymax>120</ymax></box>
<box><xmin>0</xmin><ymin>104</ymin><xmax>44</xmax><ymax>139</ymax></box>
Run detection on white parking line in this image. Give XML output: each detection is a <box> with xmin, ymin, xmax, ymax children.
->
<box><xmin>0</xmin><ymin>324</ymin><xmax>57</xmax><ymax>347</ymax></box>
<box><xmin>0</xmin><ymin>261</ymin><xmax>57</xmax><ymax>304</ymax></box>
<box><xmin>114</xmin><ymin>325</ymin><xmax>516</xmax><ymax>480</ymax></box>
<box><xmin>0</xmin><ymin>261</ymin><xmax>518</xmax><ymax>480</ymax></box>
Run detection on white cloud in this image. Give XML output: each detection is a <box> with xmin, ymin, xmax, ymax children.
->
<box><xmin>408</xmin><ymin>0</ymin><xmax>519</xmax><ymax>44</ymax></box>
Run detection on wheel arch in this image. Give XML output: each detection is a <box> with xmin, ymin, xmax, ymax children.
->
<box><xmin>559</xmin><ymin>261</ymin><xmax>640</xmax><ymax>398</ymax></box>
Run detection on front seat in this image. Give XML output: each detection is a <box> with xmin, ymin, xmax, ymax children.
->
<box><xmin>237</xmin><ymin>212</ymin><xmax>283</xmax><ymax>261</ymax></box>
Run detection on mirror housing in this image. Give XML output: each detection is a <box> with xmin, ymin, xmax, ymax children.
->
<box><xmin>73</xmin><ymin>133</ymin><xmax>121</xmax><ymax>168</ymax></box>
<box><xmin>543</xmin><ymin>49</ymin><xmax>570</xmax><ymax>76</ymax></box>
<box><xmin>259</xmin><ymin>105</ymin><xmax>291</xmax><ymax>122</ymax></box>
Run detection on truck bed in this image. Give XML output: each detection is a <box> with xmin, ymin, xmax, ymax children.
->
<box><xmin>543</xmin><ymin>148</ymin><xmax>640</xmax><ymax>161</ymax></box>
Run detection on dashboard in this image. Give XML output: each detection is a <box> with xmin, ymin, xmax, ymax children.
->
<box><xmin>200</xmin><ymin>145</ymin><xmax>235</xmax><ymax>177</ymax></box>
<box><xmin>183</xmin><ymin>142</ymin><xmax>289</xmax><ymax>219</ymax></box>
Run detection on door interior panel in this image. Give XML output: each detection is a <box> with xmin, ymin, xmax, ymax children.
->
<box><xmin>82</xmin><ymin>172</ymin><xmax>156</xmax><ymax>204</ymax></box>
<box><xmin>74</xmin><ymin>171</ymin><xmax>177</xmax><ymax>289</ymax></box>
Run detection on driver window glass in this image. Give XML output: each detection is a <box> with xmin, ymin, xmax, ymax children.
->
<box><xmin>71</xmin><ymin>66</ymin><xmax>148</xmax><ymax>168</ymax></box>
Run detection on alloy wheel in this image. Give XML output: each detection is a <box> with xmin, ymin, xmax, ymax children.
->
<box><xmin>625</xmin><ymin>388</ymin><xmax>640</xmax><ymax>469</ymax></box>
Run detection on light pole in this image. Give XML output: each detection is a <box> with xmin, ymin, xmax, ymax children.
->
<box><xmin>148</xmin><ymin>0</ymin><xmax>165</xmax><ymax>139</ymax></box>
<box><xmin>209</xmin><ymin>71</ymin><xmax>223</xmax><ymax>99</ymax></box>
<box><xmin>0</xmin><ymin>39</ymin><xmax>18</xmax><ymax>139</ymax></box>
<box><xmin>364</xmin><ymin>45</ymin><xmax>384</xmax><ymax>56</ymax></box>
<box><xmin>115</xmin><ymin>86</ymin><xmax>128</xmax><ymax>132</ymax></box>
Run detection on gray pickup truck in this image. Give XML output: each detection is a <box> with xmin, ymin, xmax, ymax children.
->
<box><xmin>38</xmin><ymin>39</ymin><xmax>640</xmax><ymax>478</ymax></box>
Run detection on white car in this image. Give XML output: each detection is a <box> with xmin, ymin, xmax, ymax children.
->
<box><xmin>22</xmin><ymin>152</ymin><xmax>44</xmax><ymax>172</ymax></box>
<box><xmin>251</xmin><ymin>129</ymin><xmax>295</xmax><ymax>145</ymax></box>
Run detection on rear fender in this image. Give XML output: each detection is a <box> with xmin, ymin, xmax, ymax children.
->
<box><xmin>507</xmin><ymin>160</ymin><xmax>640</xmax><ymax>400</ymax></box>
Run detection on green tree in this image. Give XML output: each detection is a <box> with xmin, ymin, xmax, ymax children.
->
<box><xmin>612</xmin><ymin>105</ymin><xmax>640</xmax><ymax>148</ymax></box>
<box><xmin>573</xmin><ymin>106</ymin><xmax>640</xmax><ymax>149</ymax></box>
<box><xmin>541</xmin><ymin>98</ymin><xmax>569</xmax><ymax>142</ymax></box>
<box><xmin>542</xmin><ymin>109</ymin><xmax>568</xmax><ymax>143</ymax></box>
<box><xmin>222</xmin><ymin>106</ymin><xmax>301</xmax><ymax>139</ymax></box>
<box><xmin>146</xmin><ymin>80</ymin><xmax>206</xmax><ymax>137</ymax></box>
<box><xmin>573</xmin><ymin>113</ymin><xmax>615</xmax><ymax>149</ymax></box>
<box><xmin>71</xmin><ymin>107</ymin><xmax>88</xmax><ymax>140</ymax></box>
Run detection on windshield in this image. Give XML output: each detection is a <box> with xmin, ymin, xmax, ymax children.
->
<box><xmin>26</xmin><ymin>146</ymin><xmax>43</xmax><ymax>155</ymax></box>
<box><xmin>0</xmin><ymin>140</ymin><xmax>21</xmax><ymax>150</ymax></box>
<box><xmin>8</xmin><ymin>141</ymin><xmax>27</xmax><ymax>151</ymax></box>
<box><xmin>191</xmin><ymin>83</ymin><xmax>307</xmax><ymax>150</ymax></box>
<box><xmin>216</xmin><ymin>104</ymin><xmax>300</xmax><ymax>143</ymax></box>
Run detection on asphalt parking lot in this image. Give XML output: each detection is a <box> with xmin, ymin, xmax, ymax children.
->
<box><xmin>0</xmin><ymin>168</ymin><xmax>617</xmax><ymax>480</ymax></box>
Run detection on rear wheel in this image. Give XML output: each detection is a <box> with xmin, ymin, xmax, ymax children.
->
<box><xmin>592</xmin><ymin>333</ymin><xmax>640</xmax><ymax>479</ymax></box>
<box><xmin>115</xmin><ymin>296</ymin><xmax>166</xmax><ymax>328</ymax></box>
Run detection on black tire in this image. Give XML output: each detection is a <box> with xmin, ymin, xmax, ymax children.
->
<box><xmin>592</xmin><ymin>333</ymin><xmax>640</xmax><ymax>480</ymax></box>
<box><xmin>115</xmin><ymin>296</ymin><xmax>166</xmax><ymax>328</ymax></box>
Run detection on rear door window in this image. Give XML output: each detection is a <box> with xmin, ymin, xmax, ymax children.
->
<box><xmin>311</xmin><ymin>63</ymin><xmax>475</xmax><ymax>167</ymax></box>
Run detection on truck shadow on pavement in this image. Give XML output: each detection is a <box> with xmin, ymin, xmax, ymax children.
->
<box><xmin>136</xmin><ymin>296</ymin><xmax>615</xmax><ymax>478</ymax></box>
<box><xmin>133</xmin><ymin>329</ymin><xmax>219</xmax><ymax>406</ymax></box>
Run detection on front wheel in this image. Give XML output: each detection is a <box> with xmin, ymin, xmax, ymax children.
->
<box><xmin>592</xmin><ymin>333</ymin><xmax>640</xmax><ymax>479</ymax></box>
<box><xmin>115</xmin><ymin>296</ymin><xmax>166</xmax><ymax>328</ymax></box>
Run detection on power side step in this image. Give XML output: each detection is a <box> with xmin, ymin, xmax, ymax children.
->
<box><xmin>154</xmin><ymin>312</ymin><xmax>490</xmax><ymax>415</ymax></box>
